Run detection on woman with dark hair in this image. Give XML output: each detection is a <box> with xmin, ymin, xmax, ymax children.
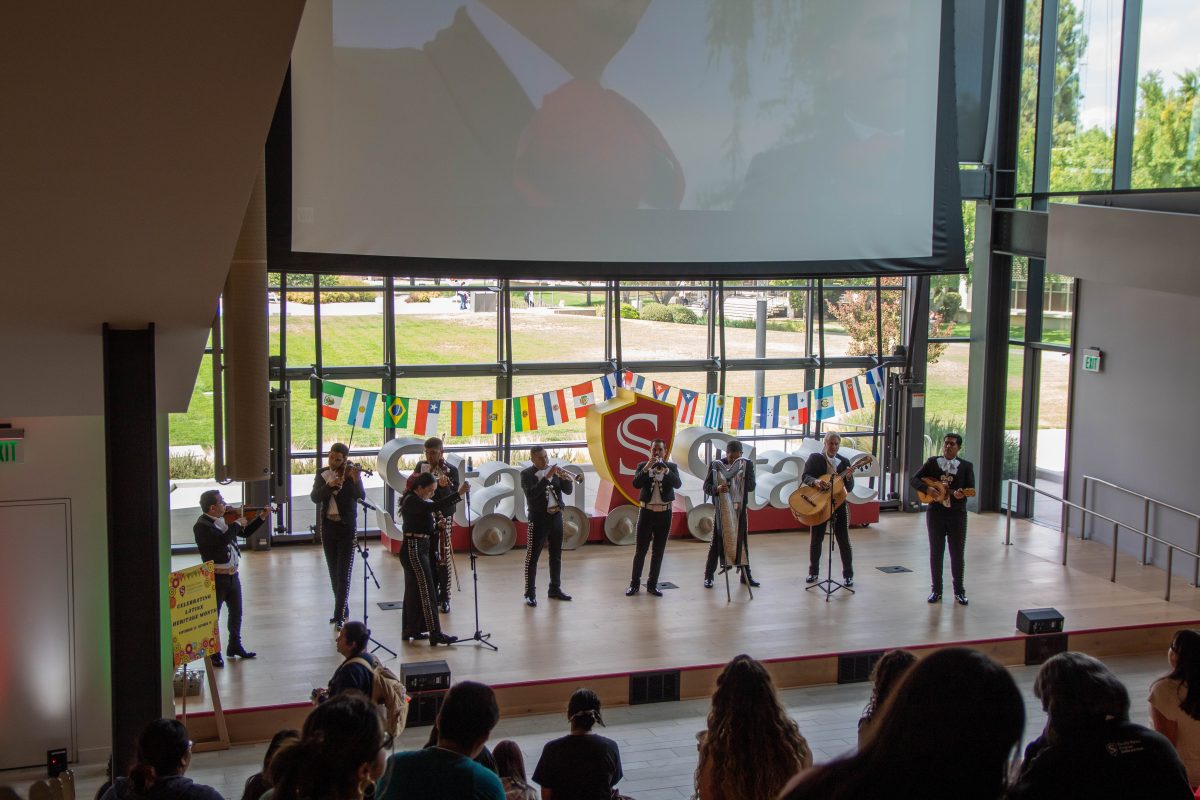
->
<box><xmin>1150</xmin><ymin>629</ymin><xmax>1200</xmax><ymax>787</ymax></box>
<box><xmin>693</xmin><ymin>654</ymin><xmax>811</xmax><ymax>800</ymax></box>
<box><xmin>857</xmin><ymin>648</ymin><xmax>917</xmax><ymax>746</ymax></box>
<box><xmin>240</xmin><ymin>728</ymin><xmax>299</xmax><ymax>800</ymax></box>
<box><xmin>99</xmin><ymin>719</ymin><xmax>221</xmax><ymax>800</ymax></box>
<box><xmin>270</xmin><ymin>691</ymin><xmax>389</xmax><ymax>800</ymax></box>
<box><xmin>492</xmin><ymin>741</ymin><xmax>537</xmax><ymax>800</ymax></box>
<box><xmin>1009</xmin><ymin>651</ymin><xmax>1191</xmax><ymax>799</ymax></box>
<box><xmin>779</xmin><ymin>647</ymin><xmax>1023</xmax><ymax>800</ymax></box>
<box><xmin>312</xmin><ymin>621</ymin><xmax>378</xmax><ymax>702</ymax></box>
<box><xmin>398</xmin><ymin>471</ymin><xmax>468</xmax><ymax>646</ymax></box>
<box><xmin>532</xmin><ymin>689</ymin><xmax>623</xmax><ymax>799</ymax></box>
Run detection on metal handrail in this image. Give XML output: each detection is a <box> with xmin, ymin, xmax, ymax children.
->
<box><xmin>1083</xmin><ymin>475</ymin><xmax>1200</xmax><ymax>586</ymax></box>
<box><xmin>1004</xmin><ymin>479</ymin><xmax>1200</xmax><ymax>601</ymax></box>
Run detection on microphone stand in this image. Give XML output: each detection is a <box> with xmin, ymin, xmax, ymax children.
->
<box><xmin>354</xmin><ymin>497</ymin><xmax>397</xmax><ymax>657</ymax></box>
<box><xmin>450</xmin><ymin>490</ymin><xmax>498</xmax><ymax>651</ymax></box>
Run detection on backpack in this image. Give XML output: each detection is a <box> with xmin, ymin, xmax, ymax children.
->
<box><xmin>347</xmin><ymin>657</ymin><xmax>409</xmax><ymax>737</ymax></box>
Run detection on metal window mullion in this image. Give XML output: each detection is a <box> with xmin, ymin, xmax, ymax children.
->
<box><xmin>1112</xmin><ymin>0</ymin><xmax>1143</xmax><ymax>190</ymax></box>
<box><xmin>1032</xmin><ymin>0</ymin><xmax>1060</xmax><ymax>197</ymax></box>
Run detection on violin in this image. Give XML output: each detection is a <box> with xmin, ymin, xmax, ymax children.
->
<box><xmin>342</xmin><ymin>461</ymin><xmax>374</xmax><ymax>477</ymax></box>
<box><xmin>222</xmin><ymin>504</ymin><xmax>276</xmax><ymax>525</ymax></box>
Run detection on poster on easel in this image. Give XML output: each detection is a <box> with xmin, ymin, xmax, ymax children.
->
<box><xmin>169</xmin><ymin>562</ymin><xmax>229</xmax><ymax>751</ymax></box>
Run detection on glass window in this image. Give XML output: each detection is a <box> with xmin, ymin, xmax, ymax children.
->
<box><xmin>285</xmin><ymin>286</ymin><xmax>317</xmax><ymax>368</ymax></box>
<box><xmin>925</xmin><ymin>341</ymin><xmax>970</xmax><ymax>450</ymax></box>
<box><xmin>1009</xmin><ymin>256</ymin><xmax>1030</xmax><ymax>342</ymax></box>
<box><xmin>1039</xmin><ymin>274</ymin><xmax>1074</xmax><ymax>346</ymax></box>
<box><xmin>396</xmin><ymin>280</ymin><xmax>499</xmax><ymax>366</ymax></box>
<box><xmin>1016</xmin><ymin>0</ymin><xmax>1044</xmax><ymax>195</ymax></box>
<box><xmin>620</xmin><ymin>281</ymin><xmax>714</xmax><ymax>362</ymax></box>
<box><xmin>318</xmin><ymin>276</ymin><xmax>385</xmax><ymax>367</ymax></box>
<box><xmin>1131</xmin><ymin>0</ymin><xmax>1200</xmax><ymax>188</ymax></box>
<box><xmin>1001</xmin><ymin>344</ymin><xmax>1026</xmax><ymax>506</ymax></box>
<box><xmin>1033</xmin><ymin>350</ymin><xmax>1071</xmax><ymax>526</ymax></box>
<box><xmin>168</xmin><ymin>337</ymin><xmax>217</xmax><ymax>547</ymax></box>
<box><xmin>511</xmin><ymin>285</ymin><xmax>609</xmax><ymax>363</ymax></box>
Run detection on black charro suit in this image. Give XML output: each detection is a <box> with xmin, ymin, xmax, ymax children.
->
<box><xmin>910</xmin><ymin>457</ymin><xmax>976</xmax><ymax>595</ymax></box>
<box><xmin>803</xmin><ymin>451</ymin><xmax>855</xmax><ymax>581</ymax></box>
<box><xmin>310</xmin><ymin>468</ymin><xmax>365</xmax><ymax>623</ymax></box>
<box><xmin>521</xmin><ymin>464</ymin><xmax>573</xmax><ymax>598</ymax></box>
<box><xmin>629</xmin><ymin>460</ymin><xmax>682</xmax><ymax>590</ymax></box>
<box><xmin>406</xmin><ymin>460</ymin><xmax>461</xmax><ymax>608</ymax></box>
<box><xmin>192</xmin><ymin>513</ymin><xmax>265</xmax><ymax>652</ymax></box>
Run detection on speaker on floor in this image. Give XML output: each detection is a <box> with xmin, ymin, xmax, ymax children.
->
<box><xmin>1025</xmin><ymin>633</ymin><xmax>1068</xmax><ymax>666</ymax></box>
<box><xmin>1016</xmin><ymin>607</ymin><xmax>1064</xmax><ymax>635</ymax></box>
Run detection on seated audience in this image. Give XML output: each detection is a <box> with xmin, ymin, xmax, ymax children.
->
<box><xmin>492</xmin><ymin>740</ymin><xmax>538</xmax><ymax>800</ymax></box>
<box><xmin>694</xmin><ymin>654</ymin><xmax>811</xmax><ymax>800</ymax></box>
<box><xmin>270</xmin><ymin>691</ymin><xmax>389</xmax><ymax>800</ymax></box>
<box><xmin>99</xmin><ymin>719</ymin><xmax>222</xmax><ymax>800</ymax></box>
<box><xmin>240</xmin><ymin>728</ymin><xmax>299</xmax><ymax>800</ymax></box>
<box><xmin>312</xmin><ymin>622</ymin><xmax>378</xmax><ymax>703</ymax></box>
<box><xmin>1150</xmin><ymin>629</ymin><xmax>1200</xmax><ymax>789</ymax></box>
<box><xmin>857</xmin><ymin>648</ymin><xmax>917</xmax><ymax>747</ymax></box>
<box><xmin>424</xmin><ymin>723</ymin><xmax>499</xmax><ymax>774</ymax></box>
<box><xmin>1009</xmin><ymin>651</ymin><xmax>1192</xmax><ymax>799</ymax></box>
<box><xmin>779</xmin><ymin>647</ymin><xmax>1023</xmax><ymax>799</ymax></box>
<box><xmin>376</xmin><ymin>681</ymin><xmax>505</xmax><ymax>800</ymax></box>
<box><xmin>532</xmin><ymin>688</ymin><xmax>623</xmax><ymax>800</ymax></box>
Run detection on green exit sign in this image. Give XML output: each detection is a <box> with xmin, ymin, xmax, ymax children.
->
<box><xmin>0</xmin><ymin>439</ymin><xmax>22</xmax><ymax>464</ymax></box>
<box><xmin>1082</xmin><ymin>348</ymin><xmax>1103</xmax><ymax>373</ymax></box>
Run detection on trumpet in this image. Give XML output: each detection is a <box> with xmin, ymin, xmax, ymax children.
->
<box><xmin>551</xmin><ymin>465</ymin><xmax>585</xmax><ymax>484</ymax></box>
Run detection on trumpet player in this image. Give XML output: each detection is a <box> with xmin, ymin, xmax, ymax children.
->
<box><xmin>405</xmin><ymin>437</ymin><xmax>460</xmax><ymax>614</ymax></box>
<box><xmin>310</xmin><ymin>442</ymin><xmax>366</xmax><ymax>627</ymax></box>
<box><xmin>627</xmin><ymin>438</ymin><xmax>682</xmax><ymax>597</ymax></box>
<box><xmin>520</xmin><ymin>446</ymin><xmax>577</xmax><ymax>607</ymax></box>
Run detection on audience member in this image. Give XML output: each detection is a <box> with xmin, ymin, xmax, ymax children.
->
<box><xmin>1150</xmin><ymin>629</ymin><xmax>1200</xmax><ymax>789</ymax></box>
<box><xmin>312</xmin><ymin>622</ymin><xmax>378</xmax><ymax>703</ymax></box>
<box><xmin>99</xmin><ymin>719</ymin><xmax>222</xmax><ymax>800</ymax></box>
<box><xmin>423</xmin><ymin>723</ymin><xmax>499</xmax><ymax>774</ymax></box>
<box><xmin>1009</xmin><ymin>651</ymin><xmax>1192</xmax><ymax>799</ymax></box>
<box><xmin>492</xmin><ymin>740</ymin><xmax>538</xmax><ymax>800</ymax></box>
<box><xmin>532</xmin><ymin>688</ymin><xmax>623</xmax><ymax>800</ymax></box>
<box><xmin>779</xmin><ymin>647</ymin><xmax>1023</xmax><ymax>800</ymax></box>
<box><xmin>857</xmin><ymin>648</ymin><xmax>918</xmax><ymax>747</ymax></box>
<box><xmin>240</xmin><ymin>728</ymin><xmax>299</xmax><ymax>800</ymax></box>
<box><xmin>694</xmin><ymin>654</ymin><xmax>811</xmax><ymax>800</ymax></box>
<box><xmin>270</xmin><ymin>691</ymin><xmax>389</xmax><ymax>800</ymax></box>
<box><xmin>376</xmin><ymin>681</ymin><xmax>505</xmax><ymax>800</ymax></box>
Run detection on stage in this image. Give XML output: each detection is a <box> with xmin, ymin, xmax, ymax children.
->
<box><xmin>174</xmin><ymin>511</ymin><xmax>1200</xmax><ymax>742</ymax></box>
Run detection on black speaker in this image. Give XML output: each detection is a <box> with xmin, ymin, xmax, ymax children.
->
<box><xmin>629</xmin><ymin>670</ymin><xmax>680</xmax><ymax>705</ymax></box>
<box><xmin>47</xmin><ymin>748</ymin><xmax>68</xmax><ymax>778</ymax></box>
<box><xmin>1025</xmin><ymin>633</ymin><xmax>1069</xmax><ymax>665</ymax></box>
<box><xmin>407</xmin><ymin>690</ymin><xmax>447</xmax><ymax>727</ymax></box>
<box><xmin>1016</xmin><ymin>607</ymin><xmax>1064</xmax><ymax>635</ymax></box>
<box><xmin>401</xmin><ymin>659</ymin><xmax>451</xmax><ymax>693</ymax></box>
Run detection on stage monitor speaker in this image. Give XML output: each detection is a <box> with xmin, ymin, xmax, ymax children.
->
<box><xmin>401</xmin><ymin>659</ymin><xmax>450</xmax><ymax>693</ymax></box>
<box><xmin>1025</xmin><ymin>633</ymin><xmax>1068</xmax><ymax>666</ymax></box>
<box><xmin>1016</xmin><ymin>607</ymin><xmax>1064</xmax><ymax>635</ymax></box>
<box><xmin>406</xmin><ymin>690</ymin><xmax>447</xmax><ymax>728</ymax></box>
<box><xmin>630</xmin><ymin>670</ymin><xmax>680</xmax><ymax>705</ymax></box>
<box><xmin>838</xmin><ymin>651</ymin><xmax>885</xmax><ymax>684</ymax></box>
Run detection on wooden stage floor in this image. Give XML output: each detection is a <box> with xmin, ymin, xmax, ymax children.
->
<box><xmin>173</xmin><ymin>511</ymin><xmax>1200</xmax><ymax>717</ymax></box>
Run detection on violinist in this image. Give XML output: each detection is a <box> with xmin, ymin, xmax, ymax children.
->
<box><xmin>193</xmin><ymin>489</ymin><xmax>270</xmax><ymax>667</ymax></box>
<box><xmin>909</xmin><ymin>433</ymin><xmax>975</xmax><ymax>606</ymax></box>
<box><xmin>310</xmin><ymin>442</ymin><xmax>366</xmax><ymax>627</ymax></box>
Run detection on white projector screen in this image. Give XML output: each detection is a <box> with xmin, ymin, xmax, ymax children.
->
<box><xmin>276</xmin><ymin>0</ymin><xmax>962</xmax><ymax>276</ymax></box>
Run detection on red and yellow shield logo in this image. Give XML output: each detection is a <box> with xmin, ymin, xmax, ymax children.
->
<box><xmin>586</xmin><ymin>388</ymin><xmax>676</xmax><ymax>505</ymax></box>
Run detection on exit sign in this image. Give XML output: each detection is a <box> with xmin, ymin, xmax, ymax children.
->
<box><xmin>1082</xmin><ymin>348</ymin><xmax>1103</xmax><ymax>373</ymax></box>
<box><xmin>0</xmin><ymin>438</ymin><xmax>22</xmax><ymax>463</ymax></box>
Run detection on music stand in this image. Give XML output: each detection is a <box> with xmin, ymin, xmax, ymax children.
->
<box><xmin>805</xmin><ymin>481</ymin><xmax>854</xmax><ymax>602</ymax></box>
<box><xmin>354</xmin><ymin>498</ymin><xmax>397</xmax><ymax>657</ymax></box>
<box><xmin>450</xmin><ymin>491</ymin><xmax>498</xmax><ymax>651</ymax></box>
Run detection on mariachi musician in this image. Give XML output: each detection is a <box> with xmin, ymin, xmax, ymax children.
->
<box><xmin>910</xmin><ymin>432</ymin><xmax>975</xmax><ymax>606</ymax></box>
<box><xmin>702</xmin><ymin>440</ymin><xmax>758</xmax><ymax>589</ymax></box>
<box><xmin>626</xmin><ymin>438</ymin><xmax>683</xmax><ymax>597</ymax></box>
<box><xmin>310</xmin><ymin>442</ymin><xmax>365</xmax><ymax>627</ymax></box>
<box><xmin>803</xmin><ymin>432</ymin><xmax>855</xmax><ymax>587</ymax></box>
<box><xmin>404</xmin><ymin>437</ymin><xmax>460</xmax><ymax>614</ymax></box>
<box><xmin>521</xmin><ymin>445</ymin><xmax>575</xmax><ymax>607</ymax></box>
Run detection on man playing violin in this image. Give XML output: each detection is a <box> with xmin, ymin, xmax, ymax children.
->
<box><xmin>193</xmin><ymin>490</ymin><xmax>270</xmax><ymax>667</ymax></box>
<box><xmin>404</xmin><ymin>437</ymin><xmax>460</xmax><ymax>614</ymax></box>
<box><xmin>803</xmin><ymin>432</ymin><xmax>856</xmax><ymax>587</ymax></box>
<box><xmin>310</xmin><ymin>442</ymin><xmax>366</xmax><ymax>626</ymax></box>
<box><xmin>909</xmin><ymin>432</ymin><xmax>975</xmax><ymax>606</ymax></box>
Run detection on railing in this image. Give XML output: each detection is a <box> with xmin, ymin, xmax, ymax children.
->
<box><xmin>1004</xmin><ymin>479</ymin><xmax>1200</xmax><ymax>601</ymax></box>
<box><xmin>1083</xmin><ymin>475</ymin><xmax>1200</xmax><ymax>587</ymax></box>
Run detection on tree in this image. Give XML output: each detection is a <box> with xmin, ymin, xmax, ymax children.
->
<box><xmin>1132</xmin><ymin>70</ymin><xmax>1200</xmax><ymax>188</ymax></box>
<box><xmin>825</xmin><ymin>290</ymin><xmax>952</xmax><ymax>364</ymax></box>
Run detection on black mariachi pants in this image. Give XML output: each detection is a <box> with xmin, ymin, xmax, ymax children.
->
<box><xmin>432</xmin><ymin>514</ymin><xmax>452</xmax><ymax>605</ymax></box>
<box><xmin>809</xmin><ymin>503</ymin><xmax>853</xmax><ymax>579</ymax></box>
<box><xmin>399</xmin><ymin>535</ymin><xmax>441</xmax><ymax>638</ymax></box>
<box><xmin>524</xmin><ymin>511</ymin><xmax>563</xmax><ymax>596</ymax></box>
<box><xmin>927</xmin><ymin>506</ymin><xmax>967</xmax><ymax>594</ymax></box>
<box><xmin>703</xmin><ymin>513</ymin><xmax>749</xmax><ymax>579</ymax></box>
<box><xmin>322</xmin><ymin>518</ymin><xmax>355</xmax><ymax>621</ymax></box>
<box><xmin>214</xmin><ymin>573</ymin><xmax>244</xmax><ymax>648</ymax></box>
<box><xmin>631</xmin><ymin>508</ymin><xmax>672</xmax><ymax>588</ymax></box>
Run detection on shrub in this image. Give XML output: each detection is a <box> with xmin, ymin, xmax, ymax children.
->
<box><xmin>924</xmin><ymin>416</ymin><xmax>1019</xmax><ymax>483</ymax></box>
<box><xmin>405</xmin><ymin>292</ymin><xmax>434</xmax><ymax>303</ymax></box>
<box><xmin>638</xmin><ymin>302</ymin><xmax>674</xmax><ymax>322</ymax></box>
<box><xmin>669</xmin><ymin>305</ymin><xmax>699</xmax><ymax>324</ymax></box>
<box><xmin>620</xmin><ymin>304</ymin><xmax>640</xmax><ymax>319</ymax></box>
<box><xmin>169</xmin><ymin>453</ymin><xmax>214</xmax><ymax>480</ymax></box>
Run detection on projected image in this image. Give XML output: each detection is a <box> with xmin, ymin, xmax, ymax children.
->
<box><xmin>288</xmin><ymin>0</ymin><xmax>948</xmax><ymax>265</ymax></box>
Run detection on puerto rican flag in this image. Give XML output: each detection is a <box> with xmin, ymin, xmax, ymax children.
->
<box><xmin>864</xmin><ymin>367</ymin><xmax>885</xmax><ymax>403</ymax></box>
<box><xmin>840</xmin><ymin>376</ymin><xmax>865</xmax><ymax>412</ymax></box>
<box><xmin>676</xmin><ymin>389</ymin><xmax>698</xmax><ymax>424</ymax></box>
<box><xmin>786</xmin><ymin>392</ymin><xmax>809</xmax><ymax>426</ymax></box>
<box><xmin>652</xmin><ymin>381</ymin><xmax>670</xmax><ymax>401</ymax></box>
<box><xmin>600</xmin><ymin>372</ymin><xmax>619</xmax><ymax>400</ymax></box>
<box><xmin>541</xmin><ymin>388</ymin><xmax>570</xmax><ymax>427</ymax></box>
<box><xmin>571</xmin><ymin>382</ymin><xmax>595</xmax><ymax>418</ymax></box>
<box><xmin>413</xmin><ymin>399</ymin><xmax>441</xmax><ymax>436</ymax></box>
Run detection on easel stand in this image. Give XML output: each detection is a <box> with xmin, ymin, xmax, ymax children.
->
<box><xmin>451</xmin><ymin>493</ymin><xmax>498</xmax><ymax>651</ymax></box>
<box><xmin>179</xmin><ymin>656</ymin><xmax>230</xmax><ymax>752</ymax></box>
<box><xmin>355</xmin><ymin>498</ymin><xmax>396</xmax><ymax>658</ymax></box>
<box><xmin>806</xmin><ymin>486</ymin><xmax>854</xmax><ymax>602</ymax></box>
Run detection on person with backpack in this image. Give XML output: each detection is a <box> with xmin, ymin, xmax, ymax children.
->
<box><xmin>313</xmin><ymin>621</ymin><xmax>409</xmax><ymax>738</ymax></box>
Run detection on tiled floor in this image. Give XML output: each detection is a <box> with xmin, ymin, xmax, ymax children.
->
<box><xmin>3</xmin><ymin>652</ymin><xmax>1169</xmax><ymax>800</ymax></box>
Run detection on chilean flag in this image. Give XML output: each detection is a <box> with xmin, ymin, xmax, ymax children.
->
<box><xmin>676</xmin><ymin>389</ymin><xmax>698</xmax><ymax>424</ymax></box>
<box><xmin>413</xmin><ymin>399</ymin><xmax>441</xmax><ymax>436</ymax></box>
<box><xmin>840</xmin><ymin>377</ymin><xmax>865</xmax><ymax>412</ymax></box>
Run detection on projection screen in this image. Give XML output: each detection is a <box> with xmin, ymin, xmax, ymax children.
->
<box><xmin>270</xmin><ymin>0</ymin><xmax>964</xmax><ymax>278</ymax></box>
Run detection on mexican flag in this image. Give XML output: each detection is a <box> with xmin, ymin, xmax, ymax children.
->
<box><xmin>320</xmin><ymin>381</ymin><xmax>346</xmax><ymax>420</ymax></box>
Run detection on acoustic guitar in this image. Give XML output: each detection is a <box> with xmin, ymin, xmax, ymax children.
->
<box><xmin>788</xmin><ymin>454</ymin><xmax>873</xmax><ymax>527</ymax></box>
<box><xmin>916</xmin><ymin>477</ymin><xmax>976</xmax><ymax>507</ymax></box>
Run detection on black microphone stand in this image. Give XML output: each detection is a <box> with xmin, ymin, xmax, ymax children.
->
<box><xmin>354</xmin><ymin>497</ymin><xmax>397</xmax><ymax>657</ymax></box>
<box><xmin>450</xmin><ymin>490</ymin><xmax>498</xmax><ymax>651</ymax></box>
<box><xmin>805</xmin><ymin>474</ymin><xmax>854</xmax><ymax>602</ymax></box>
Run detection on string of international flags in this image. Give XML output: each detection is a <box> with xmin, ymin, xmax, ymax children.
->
<box><xmin>318</xmin><ymin>367</ymin><xmax>886</xmax><ymax>437</ymax></box>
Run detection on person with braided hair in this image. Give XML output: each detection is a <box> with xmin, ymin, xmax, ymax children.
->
<box><xmin>99</xmin><ymin>719</ymin><xmax>221</xmax><ymax>800</ymax></box>
<box><xmin>693</xmin><ymin>654</ymin><xmax>811</xmax><ymax>800</ymax></box>
<box><xmin>532</xmin><ymin>688</ymin><xmax>623</xmax><ymax>800</ymax></box>
<box><xmin>268</xmin><ymin>691</ymin><xmax>389</xmax><ymax>800</ymax></box>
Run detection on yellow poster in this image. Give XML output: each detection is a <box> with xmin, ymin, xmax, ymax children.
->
<box><xmin>168</xmin><ymin>562</ymin><xmax>220</xmax><ymax>667</ymax></box>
